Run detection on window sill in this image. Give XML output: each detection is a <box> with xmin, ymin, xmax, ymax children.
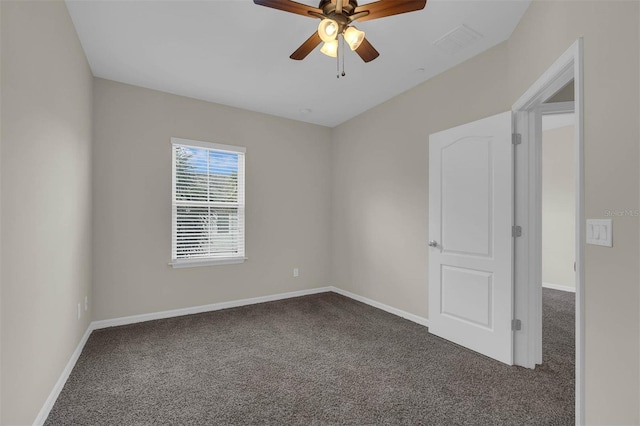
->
<box><xmin>169</xmin><ymin>257</ymin><xmax>247</xmax><ymax>269</ymax></box>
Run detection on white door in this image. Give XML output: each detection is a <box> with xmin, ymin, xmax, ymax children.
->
<box><xmin>428</xmin><ymin>112</ymin><xmax>514</xmax><ymax>365</ymax></box>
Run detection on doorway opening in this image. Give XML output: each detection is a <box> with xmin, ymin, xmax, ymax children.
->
<box><xmin>540</xmin><ymin>98</ymin><xmax>576</xmax><ymax>415</ymax></box>
<box><xmin>540</xmin><ymin>98</ymin><xmax>576</xmax><ymax>354</ymax></box>
<box><xmin>512</xmin><ymin>40</ymin><xmax>584</xmax><ymax>424</ymax></box>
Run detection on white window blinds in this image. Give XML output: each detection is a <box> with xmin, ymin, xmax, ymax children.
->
<box><xmin>171</xmin><ymin>138</ymin><xmax>245</xmax><ymax>266</ymax></box>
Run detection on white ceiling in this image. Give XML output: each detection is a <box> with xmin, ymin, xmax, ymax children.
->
<box><xmin>66</xmin><ymin>0</ymin><xmax>531</xmax><ymax>127</ymax></box>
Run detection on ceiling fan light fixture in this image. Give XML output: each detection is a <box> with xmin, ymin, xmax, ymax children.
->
<box><xmin>253</xmin><ymin>0</ymin><xmax>427</xmax><ymax>64</ymax></box>
<box><xmin>320</xmin><ymin>40</ymin><xmax>339</xmax><ymax>57</ymax></box>
<box><xmin>343</xmin><ymin>26</ymin><xmax>365</xmax><ymax>51</ymax></box>
<box><xmin>318</xmin><ymin>18</ymin><xmax>339</xmax><ymax>42</ymax></box>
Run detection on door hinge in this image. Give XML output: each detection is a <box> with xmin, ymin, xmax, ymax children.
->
<box><xmin>512</xmin><ymin>225</ymin><xmax>522</xmax><ymax>237</ymax></box>
<box><xmin>512</xmin><ymin>133</ymin><xmax>522</xmax><ymax>145</ymax></box>
<box><xmin>512</xmin><ymin>319</ymin><xmax>522</xmax><ymax>331</ymax></box>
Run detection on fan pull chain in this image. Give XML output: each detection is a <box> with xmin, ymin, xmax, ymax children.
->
<box><xmin>341</xmin><ymin>36</ymin><xmax>346</xmax><ymax>77</ymax></box>
<box><xmin>336</xmin><ymin>37</ymin><xmax>340</xmax><ymax>78</ymax></box>
<box><xmin>336</xmin><ymin>36</ymin><xmax>346</xmax><ymax>79</ymax></box>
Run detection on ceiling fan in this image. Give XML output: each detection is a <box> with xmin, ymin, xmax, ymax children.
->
<box><xmin>253</xmin><ymin>0</ymin><xmax>427</xmax><ymax>63</ymax></box>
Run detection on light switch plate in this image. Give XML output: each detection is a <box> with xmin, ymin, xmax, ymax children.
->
<box><xmin>586</xmin><ymin>219</ymin><xmax>612</xmax><ymax>247</ymax></box>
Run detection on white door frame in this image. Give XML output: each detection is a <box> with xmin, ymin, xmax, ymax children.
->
<box><xmin>511</xmin><ymin>39</ymin><xmax>584</xmax><ymax>425</ymax></box>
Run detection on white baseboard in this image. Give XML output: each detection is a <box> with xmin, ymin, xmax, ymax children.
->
<box><xmin>92</xmin><ymin>287</ymin><xmax>334</xmax><ymax>330</ymax></box>
<box><xmin>330</xmin><ymin>287</ymin><xmax>430</xmax><ymax>327</ymax></box>
<box><xmin>91</xmin><ymin>286</ymin><xmax>429</xmax><ymax>331</ymax></box>
<box><xmin>542</xmin><ymin>282</ymin><xmax>576</xmax><ymax>293</ymax></box>
<box><xmin>34</xmin><ymin>285</ymin><xmax>428</xmax><ymax>425</ymax></box>
<box><xmin>33</xmin><ymin>323</ymin><xmax>95</xmax><ymax>426</ymax></box>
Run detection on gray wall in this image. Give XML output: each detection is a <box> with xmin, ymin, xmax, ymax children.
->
<box><xmin>0</xmin><ymin>3</ymin><xmax>3</xmax><ymax>422</ymax></box>
<box><xmin>332</xmin><ymin>42</ymin><xmax>509</xmax><ymax>320</ymax></box>
<box><xmin>332</xmin><ymin>0</ymin><xmax>639</xmax><ymax>424</ymax></box>
<box><xmin>542</xmin><ymin>124</ymin><xmax>575</xmax><ymax>289</ymax></box>
<box><xmin>0</xmin><ymin>1</ymin><xmax>93</xmax><ymax>424</ymax></box>
<box><xmin>92</xmin><ymin>78</ymin><xmax>332</xmax><ymax>321</ymax></box>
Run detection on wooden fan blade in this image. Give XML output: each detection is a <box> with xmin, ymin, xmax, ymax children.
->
<box><xmin>253</xmin><ymin>0</ymin><xmax>322</xmax><ymax>18</ymax></box>
<box><xmin>335</xmin><ymin>0</ymin><xmax>343</xmax><ymax>14</ymax></box>
<box><xmin>290</xmin><ymin>31</ymin><xmax>322</xmax><ymax>60</ymax></box>
<box><xmin>355</xmin><ymin>38</ymin><xmax>380</xmax><ymax>63</ymax></box>
<box><xmin>354</xmin><ymin>0</ymin><xmax>427</xmax><ymax>22</ymax></box>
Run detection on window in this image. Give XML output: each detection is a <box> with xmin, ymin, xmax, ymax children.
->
<box><xmin>171</xmin><ymin>138</ymin><xmax>245</xmax><ymax>267</ymax></box>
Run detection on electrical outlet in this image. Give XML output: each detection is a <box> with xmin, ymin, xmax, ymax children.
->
<box><xmin>293</xmin><ymin>268</ymin><xmax>299</xmax><ymax>277</ymax></box>
<box><xmin>77</xmin><ymin>303</ymin><xmax>81</xmax><ymax>320</ymax></box>
<box><xmin>84</xmin><ymin>296</ymin><xmax>88</xmax><ymax>312</ymax></box>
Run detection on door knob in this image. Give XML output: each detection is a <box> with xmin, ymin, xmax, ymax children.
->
<box><xmin>428</xmin><ymin>240</ymin><xmax>438</xmax><ymax>247</ymax></box>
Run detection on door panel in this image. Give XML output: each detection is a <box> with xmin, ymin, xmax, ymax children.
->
<box><xmin>441</xmin><ymin>137</ymin><xmax>493</xmax><ymax>257</ymax></box>
<box><xmin>428</xmin><ymin>111</ymin><xmax>513</xmax><ymax>365</ymax></box>
<box><xmin>441</xmin><ymin>266</ymin><xmax>493</xmax><ymax>328</ymax></box>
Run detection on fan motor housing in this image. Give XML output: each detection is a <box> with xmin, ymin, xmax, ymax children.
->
<box><xmin>319</xmin><ymin>0</ymin><xmax>358</xmax><ymax>16</ymax></box>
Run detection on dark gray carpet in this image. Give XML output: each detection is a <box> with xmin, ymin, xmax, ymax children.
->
<box><xmin>46</xmin><ymin>289</ymin><xmax>574</xmax><ymax>425</ymax></box>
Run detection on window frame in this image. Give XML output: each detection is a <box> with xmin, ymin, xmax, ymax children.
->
<box><xmin>170</xmin><ymin>137</ymin><xmax>246</xmax><ymax>268</ymax></box>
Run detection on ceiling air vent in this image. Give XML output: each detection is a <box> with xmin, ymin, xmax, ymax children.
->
<box><xmin>433</xmin><ymin>24</ymin><xmax>483</xmax><ymax>54</ymax></box>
